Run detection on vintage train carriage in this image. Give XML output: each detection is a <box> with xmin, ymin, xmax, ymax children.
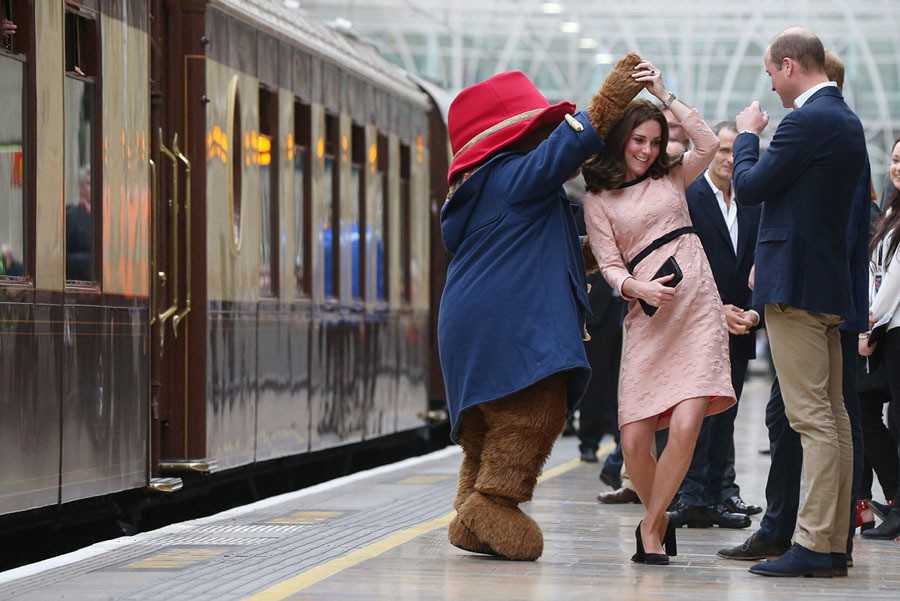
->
<box><xmin>153</xmin><ymin>0</ymin><xmax>440</xmax><ymax>474</ymax></box>
<box><xmin>0</xmin><ymin>1</ymin><xmax>151</xmax><ymax>516</ymax></box>
<box><xmin>0</xmin><ymin>0</ymin><xmax>449</xmax><ymax>524</ymax></box>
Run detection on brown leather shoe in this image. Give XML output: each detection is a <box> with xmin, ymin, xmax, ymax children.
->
<box><xmin>597</xmin><ymin>486</ymin><xmax>640</xmax><ymax>504</ymax></box>
<box><xmin>716</xmin><ymin>531</ymin><xmax>790</xmax><ymax>561</ymax></box>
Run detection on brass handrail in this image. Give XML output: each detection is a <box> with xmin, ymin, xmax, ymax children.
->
<box><xmin>149</xmin><ymin>157</ymin><xmax>157</xmax><ymax>326</ymax></box>
<box><xmin>171</xmin><ymin>138</ymin><xmax>192</xmax><ymax>337</ymax></box>
<box><xmin>158</xmin><ymin>128</ymin><xmax>179</xmax><ymax>328</ymax></box>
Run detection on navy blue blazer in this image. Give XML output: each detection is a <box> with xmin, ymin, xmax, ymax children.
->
<box><xmin>686</xmin><ymin>175</ymin><xmax>761</xmax><ymax>361</ymax></box>
<box><xmin>732</xmin><ymin>86</ymin><xmax>867</xmax><ymax>317</ymax></box>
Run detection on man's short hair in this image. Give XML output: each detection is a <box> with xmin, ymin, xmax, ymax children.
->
<box><xmin>712</xmin><ymin>121</ymin><xmax>738</xmax><ymax>136</ymax></box>
<box><xmin>769</xmin><ymin>29</ymin><xmax>826</xmax><ymax>73</ymax></box>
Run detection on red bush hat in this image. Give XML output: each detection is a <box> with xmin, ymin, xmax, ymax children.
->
<box><xmin>447</xmin><ymin>71</ymin><xmax>575</xmax><ymax>184</ymax></box>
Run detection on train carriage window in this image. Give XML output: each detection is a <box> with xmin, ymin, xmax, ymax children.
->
<box><xmin>293</xmin><ymin>100</ymin><xmax>311</xmax><ymax>298</ymax></box>
<box><xmin>350</xmin><ymin>125</ymin><xmax>364</xmax><ymax>301</ymax></box>
<box><xmin>399</xmin><ymin>143</ymin><xmax>412</xmax><ymax>305</ymax></box>
<box><xmin>258</xmin><ymin>86</ymin><xmax>278</xmax><ymax>297</ymax></box>
<box><xmin>320</xmin><ymin>113</ymin><xmax>339</xmax><ymax>299</ymax></box>
<box><xmin>367</xmin><ymin>134</ymin><xmax>387</xmax><ymax>303</ymax></box>
<box><xmin>374</xmin><ymin>134</ymin><xmax>387</xmax><ymax>302</ymax></box>
<box><xmin>0</xmin><ymin>0</ymin><xmax>29</xmax><ymax>279</ymax></box>
<box><xmin>64</xmin><ymin>8</ymin><xmax>100</xmax><ymax>284</ymax></box>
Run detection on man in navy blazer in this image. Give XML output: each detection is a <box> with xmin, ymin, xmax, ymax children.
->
<box><xmin>728</xmin><ymin>28</ymin><xmax>867</xmax><ymax>578</ymax></box>
<box><xmin>669</xmin><ymin>121</ymin><xmax>762</xmax><ymax>529</ymax></box>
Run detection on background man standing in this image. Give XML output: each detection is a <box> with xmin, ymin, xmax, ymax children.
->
<box><xmin>669</xmin><ymin>121</ymin><xmax>762</xmax><ymax>529</ymax></box>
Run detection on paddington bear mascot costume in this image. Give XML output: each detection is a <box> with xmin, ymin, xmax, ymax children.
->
<box><xmin>438</xmin><ymin>53</ymin><xmax>644</xmax><ymax>561</ymax></box>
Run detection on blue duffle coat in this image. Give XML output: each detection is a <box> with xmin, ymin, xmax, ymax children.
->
<box><xmin>438</xmin><ymin>111</ymin><xmax>606</xmax><ymax>441</ymax></box>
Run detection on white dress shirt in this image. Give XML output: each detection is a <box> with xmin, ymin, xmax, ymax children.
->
<box><xmin>704</xmin><ymin>171</ymin><xmax>738</xmax><ymax>253</ymax></box>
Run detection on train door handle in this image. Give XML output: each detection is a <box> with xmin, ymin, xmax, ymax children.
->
<box><xmin>171</xmin><ymin>140</ymin><xmax>192</xmax><ymax>337</ymax></box>
<box><xmin>149</xmin><ymin>157</ymin><xmax>157</xmax><ymax>326</ymax></box>
<box><xmin>157</xmin><ymin>129</ymin><xmax>179</xmax><ymax>331</ymax></box>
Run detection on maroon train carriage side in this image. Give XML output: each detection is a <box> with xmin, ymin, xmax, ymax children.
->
<box><xmin>0</xmin><ymin>0</ymin><xmax>450</xmax><ymax>567</ymax></box>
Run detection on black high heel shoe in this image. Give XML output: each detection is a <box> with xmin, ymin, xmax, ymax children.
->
<box><xmin>631</xmin><ymin>522</ymin><xmax>669</xmax><ymax>565</ymax></box>
<box><xmin>663</xmin><ymin>512</ymin><xmax>677</xmax><ymax>556</ymax></box>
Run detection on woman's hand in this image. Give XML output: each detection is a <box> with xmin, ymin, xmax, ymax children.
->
<box><xmin>631</xmin><ymin>60</ymin><xmax>667</xmax><ymax>101</ymax></box>
<box><xmin>623</xmin><ymin>273</ymin><xmax>677</xmax><ymax>309</ymax></box>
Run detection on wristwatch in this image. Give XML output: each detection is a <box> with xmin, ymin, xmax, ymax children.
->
<box><xmin>662</xmin><ymin>92</ymin><xmax>677</xmax><ymax>109</ymax></box>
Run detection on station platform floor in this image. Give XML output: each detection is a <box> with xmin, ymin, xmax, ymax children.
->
<box><xmin>1</xmin><ymin>370</ymin><xmax>898</xmax><ymax>600</ymax></box>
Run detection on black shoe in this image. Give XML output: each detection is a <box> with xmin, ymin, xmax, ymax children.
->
<box><xmin>599</xmin><ymin>468</ymin><xmax>622</xmax><ymax>491</ymax></box>
<box><xmin>668</xmin><ymin>502</ymin><xmax>715</xmax><ymax>528</ymax></box>
<box><xmin>709</xmin><ymin>503</ymin><xmax>752</xmax><ymax>528</ymax></box>
<box><xmin>579</xmin><ymin>446</ymin><xmax>598</xmax><ymax>462</ymax></box>
<box><xmin>716</xmin><ymin>531</ymin><xmax>791</xmax><ymax>561</ymax></box>
<box><xmin>723</xmin><ymin>495</ymin><xmax>763</xmax><ymax>516</ymax></box>
<box><xmin>831</xmin><ymin>552</ymin><xmax>848</xmax><ymax>577</ymax></box>
<box><xmin>631</xmin><ymin>522</ymin><xmax>669</xmax><ymax>565</ymax></box>
<box><xmin>869</xmin><ymin>500</ymin><xmax>894</xmax><ymax>520</ymax></box>
<box><xmin>663</xmin><ymin>513</ymin><xmax>677</xmax><ymax>556</ymax></box>
<box><xmin>861</xmin><ymin>508</ymin><xmax>900</xmax><ymax>540</ymax></box>
<box><xmin>748</xmin><ymin>543</ymin><xmax>833</xmax><ymax>578</ymax></box>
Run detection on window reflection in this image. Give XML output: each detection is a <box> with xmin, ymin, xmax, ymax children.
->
<box><xmin>0</xmin><ymin>55</ymin><xmax>25</xmax><ymax>277</ymax></box>
<box><xmin>64</xmin><ymin>77</ymin><xmax>95</xmax><ymax>282</ymax></box>
<box><xmin>369</xmin><ymin>169</ymin><xmax>385</xmax><ymax>301</ymax></box>
<box><xmin>293</xmin><ymin>148</ymin><xmax>306</xmax><ymax>295</ymax></box>
<box><xmin>321</xmin><ymin>156</ymin><xmax>334</xmax><ymax>297</ymax></box>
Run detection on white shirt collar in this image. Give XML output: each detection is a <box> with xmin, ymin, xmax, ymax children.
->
<box><xmin>704</xmin><ymin>171</ymin><xmax>738</xmax><ymax>252</ymax></box>
<box><xmin>794</xmin><ymin>81</ymin><xmax>838</xmax><ymax>108</ymax></box>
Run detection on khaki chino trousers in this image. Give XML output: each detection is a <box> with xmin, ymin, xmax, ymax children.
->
<box><xmin>765</xmin><ymin>304</ymin><xmax>853</xmax><ymax>554</ymax></box>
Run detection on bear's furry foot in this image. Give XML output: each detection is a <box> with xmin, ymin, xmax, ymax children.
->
<box><xmin>448</xmin><ymin>514</ymin><xmax>499</xmax><ymax>556</ymax></box>
<box><xmin>457</xmin><ymin>491</ymin><xmax>543</xmax><ymax>561</ymax></box>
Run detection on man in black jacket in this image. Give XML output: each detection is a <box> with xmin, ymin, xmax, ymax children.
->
<box><xmin>668</xmin><ymin>121</ymin><xmax>763</xmax><ymax>529</ymax></box>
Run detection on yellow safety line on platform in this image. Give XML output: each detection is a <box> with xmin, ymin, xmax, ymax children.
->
<box><xmin>243</xmin><ymin>452</ymin><xmax>599</xmax><ymax>601</ymax></box>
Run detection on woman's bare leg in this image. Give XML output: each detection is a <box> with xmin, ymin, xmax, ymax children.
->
<box><xmin>622</xmin><ymin>397</ymin><xmax>709</xmax><ymax>554</ymax></box>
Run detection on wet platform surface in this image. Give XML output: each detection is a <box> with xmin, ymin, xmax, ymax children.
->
<box><xmin>1</xmin><ymin>370</ymin><xmax>899</xmax><ymax>600</ymax></box>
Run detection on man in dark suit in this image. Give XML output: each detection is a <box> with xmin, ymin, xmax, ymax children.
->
<box><xmin>717</xmin><ymin>47</ymin><xmax>872</xmax><ymax>578</ymax></box>
<box><xmin>668</xmin><ymin>121</ymin><xmax>762</xmax><ymax>529</ymax></box>
<box><xmin>724</xmin><ymin>28</ymin><xmax>867</xmax><ymax>578</ymax></box>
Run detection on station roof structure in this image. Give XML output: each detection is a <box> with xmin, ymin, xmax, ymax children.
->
<box><xmin>296</xmin><ymin>0</ymin><xmax>900</xmax><ymax>179</ymax></box>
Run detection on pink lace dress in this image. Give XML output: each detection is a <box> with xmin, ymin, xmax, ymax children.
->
<box><xmin>583</xmin><ymin>110</ymin><xmax>736</xmax><ymax>428</ymax></box>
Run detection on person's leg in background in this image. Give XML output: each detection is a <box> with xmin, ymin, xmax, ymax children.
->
<box><xmin>863</xmin><ymin>328</ymin><xmax>900</xmax><ymax>539</ymax></box>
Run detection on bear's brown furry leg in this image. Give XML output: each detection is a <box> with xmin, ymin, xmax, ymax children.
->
<box><xmin>448</xmin><ymin>408</ymin><xmax>497</xmax><ymax>556</ymax></box>
<box><xmin>457</xmin><ymin>373</ymin><xmax>568</xmax><ymax>561</ymax></box>
<box><xmin>448</xmin><ymin>514</ymin><xmax>498</xmax><ymax>556</ymax></box>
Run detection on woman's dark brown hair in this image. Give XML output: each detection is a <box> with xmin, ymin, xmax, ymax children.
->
<box><xmin>870</xmin><ymin>137</ymin><xmax>900</xmax><ymax>266</ymax></box>
<box><xmin>582</xmin><ymin>99</ymin><xmax>683</xmax><ymax>193</ymax></box>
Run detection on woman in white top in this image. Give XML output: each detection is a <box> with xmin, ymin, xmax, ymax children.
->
<box><xmin>859</xmin><ymin>136</ymin><xmax>900</xmax><ymax>539</ymax></box>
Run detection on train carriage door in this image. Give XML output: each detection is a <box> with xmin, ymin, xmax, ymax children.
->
<box><xmin>148</xmin><ymin>0</ymin><xmax>210</xmax><ymax>476</ymax></box>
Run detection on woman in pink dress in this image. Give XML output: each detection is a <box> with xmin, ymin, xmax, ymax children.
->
<box><xmin>581</xmin><ymin>61</ymin><xmax>736</xmax><ymax>565</ymax></box>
